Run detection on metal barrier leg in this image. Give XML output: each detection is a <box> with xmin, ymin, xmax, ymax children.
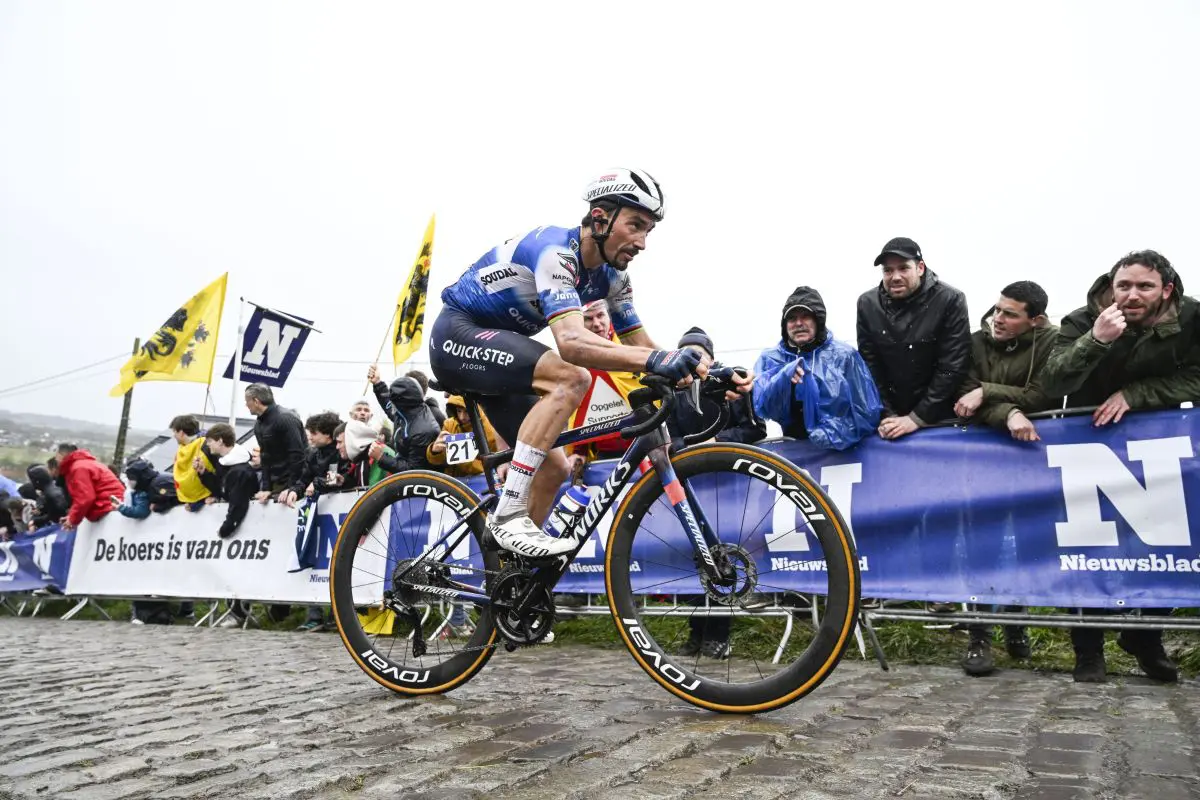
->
<box><xmin>89</xmin><ymin>598</ymin><xmax>112</xmax><ymax>621</ymax></box>
<box><xmin>194</xmin><ymin>602</ymin><xmax>217</xmax><ymax>627</ymax></box>
<box><xmin>859</xmin><ymin>611</ymin><xmax>889</xmax><ymax>671</ymax></box>
<box><xmin>30</xmin><ymin>600</ymin><xmax>44</xmax><ymax>617</ymax></box>
<box><xmin>772</xmin><ymin>612</ymin><xmax>794</xmax><ymax>665</ymax></box>
<box><xmin>60</xmin><ymin>597</ymin><xmax>90</xmax><ymax>621</ymax></box>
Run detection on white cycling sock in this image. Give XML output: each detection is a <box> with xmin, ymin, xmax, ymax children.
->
<box><xmin>493</xmin><ymin>442</ymin><xmax>546</xmax><ymax>522</ymax></box>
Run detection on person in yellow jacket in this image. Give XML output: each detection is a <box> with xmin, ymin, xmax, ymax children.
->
<box><xmin>170</xmin><ymin>415</ymin><xmax>216</xmax><ymax>506</ymax></box>
<box><xmin>426</xmin><ymin>396</ymin><xmax>500</xmax><ymax>477</ymax></box>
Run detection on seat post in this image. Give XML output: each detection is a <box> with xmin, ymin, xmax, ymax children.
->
<box><xmin>464</xmin><ymin>395</ymin><xmax>498</xmax><ymax>496</ymax></box>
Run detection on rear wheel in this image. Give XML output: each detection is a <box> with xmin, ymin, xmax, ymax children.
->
<box><xmin>605</xmin><ymin>444</ymin><xmax>859</xmax><ymax>713</ymax></box>
<box><xmin>330</xmin><ymin>470</ymin><xmax>502</xmax><ymax>695</ymax></box>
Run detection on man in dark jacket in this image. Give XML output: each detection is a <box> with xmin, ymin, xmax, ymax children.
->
<box><xmin>755</xmin><ymin>287</ymin><xmax>881</xmax><ymax>449</ymax></box>
<box><xmin>406</xmin><ymin>369</ymin><xmax>447</xmax><ymax>426</ymax></box>
<box><xmin>245</xmin><ymin>383</ymin><xmax>307</xmax><ymax>504</ymax></box>
<box><xmin>27</xmin><ymin>464</ymin><xmax>70</xmax><ymax>527</ymax></box>
<box><xmin>1042</xmin><ymin>250</ymin><xmax>1197</xmax><ymax>684</ymax></box>
<box><xmin>952</xmin><ymin>280</ymin><xmax>1061</xmax><ymax>676</ymax></box>
<box><xmin>956</xmin><ymin>281</ymin><xmax>1062</xmax><ymax>441</ymax></box>
<box><xmin>367</xmin><ymin>367</ymin><xmax>441</xmax><ymax>472</ymax></box>
<box><xmin>668</xmin><ymin>327</ymin><xmax>766</xmax><ymax>445</ymax></box>
<box><xmin>857</xmin><ymin>237</ymin><xmax>971</xmax><ymax>439</ymax></box>
<box><xmin>203</xmin><ymin>424</ymin><xmax>259</xmax><ymax>539</ymax></box>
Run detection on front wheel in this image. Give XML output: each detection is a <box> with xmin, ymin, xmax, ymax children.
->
<box><xmin>605</xmin><ymin>443</ymin><xmax>860</xmax><ymax>713</ymax></box>
<box><xmin>330</xmin><ymin>470</ymin><xmax>502</xmax><ymax>695</ymax></box>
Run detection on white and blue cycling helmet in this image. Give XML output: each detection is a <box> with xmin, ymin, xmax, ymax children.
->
<box><xmin>582</xmin><ymin>167</ymin><xmax>665</xmax><ymax>222</ymax></box>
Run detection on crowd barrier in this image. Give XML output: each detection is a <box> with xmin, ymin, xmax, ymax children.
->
<box><xmin>4</xmin><ymin>407</ymin><xmax>1200</xmax><ymax>661</ymax></box>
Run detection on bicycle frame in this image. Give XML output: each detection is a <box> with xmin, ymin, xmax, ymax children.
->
<box><xmin>395</xmin><ymin>398</ymin><xmax>725</xmax><ymax>610</ymax></box>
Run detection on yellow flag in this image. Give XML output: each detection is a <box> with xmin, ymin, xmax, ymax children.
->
<box><xmin>392</xmin><ymin>215</ymin><xmax>435</xmax><ymax>366</ymax></box>
<box><xmin>109</xmin><ymin>273</ymin><xmax>228</xmax><ymax>397</ymax></box>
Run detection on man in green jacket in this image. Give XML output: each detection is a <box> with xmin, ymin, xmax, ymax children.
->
<box><xmin>1042</xmin><ymin>249</ymin><xmax>1198</xmax><ymax>684</ymax></box>
<box><xmin>954</xmin><ymin>281</ymin><xmax>1061</xmax><ymax>676</ymax></box>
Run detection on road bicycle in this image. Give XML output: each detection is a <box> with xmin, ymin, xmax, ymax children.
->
<box><xmin>330</xmin><ymin>368</ymin><xmax>860</xmax><ymax>713</ymax></box>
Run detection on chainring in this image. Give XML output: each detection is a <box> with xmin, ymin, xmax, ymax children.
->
<box><xmin>489</xmin><ymin>565</ymin><xmax>555</xmax><ymax>646</ymax></box>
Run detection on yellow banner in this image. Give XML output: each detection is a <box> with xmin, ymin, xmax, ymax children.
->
<box><xmin>392</xmin><ymin>214</ymin><xmax>435</xmax><ymax>367</ymax></box>
<box><xmin>110</xmin><ymin>273</ymin><xmax>228</xmax><ymax>397</ymax></box>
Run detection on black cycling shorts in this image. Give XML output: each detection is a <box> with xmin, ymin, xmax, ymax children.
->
<box><xmin>428</xmin><ymin>306</ymin><xmax>548</xmax><ymax>445</ymax></box>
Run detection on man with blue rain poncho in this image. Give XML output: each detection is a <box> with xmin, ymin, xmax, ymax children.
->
<box><xmin>753</xmin><ymin>286</ymin><xmax>882</xmax><ymax>450</ymax></box>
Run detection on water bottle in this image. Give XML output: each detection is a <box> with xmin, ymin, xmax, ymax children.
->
<box><xmin>543</xmin><ymin>484</ymin><xmax>592</xmax><ymax>538</ymax></box>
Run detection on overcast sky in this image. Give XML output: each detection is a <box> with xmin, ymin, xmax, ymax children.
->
<box><xmin>2</xmin><ymin>1</ymin><xmax>1198</xmax><ymax>431</ymax></box>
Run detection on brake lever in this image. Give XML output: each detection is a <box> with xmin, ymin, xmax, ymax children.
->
<box><xmin>689</xmin><ymin>378</ymin><xmax>702</xmax><ymax>408</ymax></box>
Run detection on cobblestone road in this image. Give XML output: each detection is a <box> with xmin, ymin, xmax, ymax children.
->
<box><xmin>1</xmin><ymin>618</ymin><xmax>1197</xmax><ymax>800</ymax></box>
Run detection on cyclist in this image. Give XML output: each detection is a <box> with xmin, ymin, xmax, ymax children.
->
<box><xmin>429</xmin><ymin>168</ymin><xmax>751</xmax><ymax>558</ymax></box>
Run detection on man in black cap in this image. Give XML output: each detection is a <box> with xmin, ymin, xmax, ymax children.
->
<box><xmin>857</xmin><ymin>237</ymin><xmax>971</xmax><ymax>439</ymax></box>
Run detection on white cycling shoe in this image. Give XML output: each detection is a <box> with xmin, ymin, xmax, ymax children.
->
<box><xmin>487</xmin><ymin>514</ymin><xmax>575</xmax><ymax>558</ymax></box>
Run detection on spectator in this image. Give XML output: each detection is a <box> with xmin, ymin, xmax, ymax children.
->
<box><xmin>116</xmin><ymin>458</ymin><xmax>180</xmax><ymax>519</ymax></box>
<box><xmin>665</xmin><ymin>327</ymin><xmax>765</xmax><ymax>661</ymax></box>
<box><xmin>349</xmin><ymin>398</ymin><xmax>374</xmax><ymax>425</ymax></box>
<box><xmin>565</xmin><ymin>300</ymin><xmax>646</xmax><ymax>476</ymax></box>
<box><xmin>367</xmin><ymin>367</ymin><xmax>441</xmax><ymax>473</ymax></box>
<box><xmin>170</xmin><ymin>415</ymin><xmax>215</xmax><ymax>509</ymax></box>
<box><xmin>1042</xmin><ymin>249</ymin><xmax>1197</xmax><ymax>683</ymax></box>
<box><xmin>203</xmin><ymin>423</ymin><xmax>259</xmax><ymax>540</ymax></box>
<box><xmin>285</xmin><ymin>411</ymin><xmax>343</xmax><ymax>633</ymax></box>
<box><xmin>281</xmin><ymin>411</ymin><xmax>342</xmax><ymax>508</ymax></box>
<box><xmin>951</xmin><ymin>281</ymin><xmax>1060</xmax><ymax>675</ymax></box>
<box><xmin>17</xmin><ymin>483</ymin><xmax>41</xmax><ymax>531</ymax></box>
<box><xmin>857</xmin><ymin>237</ymin><xmax>971</xmax><ymax>439</ymax></box>
<box><xmin>5</xmin><ymin>495</ymin><xmax>37</xmax><ymax>537</ymax></box>
<box><xmin>56</xmin><ymin>443</ymin><xmax>125</xmax><ymax>531</ymax></box>
<box><xmin>332</xmin><ymin>420</ymin><xmax>399</xmax><ymax>490</ymax></box>
<box><xmin>426</xmin><ymin>397</ymin><xmax>500</xmax><ymax>477</ymax></box>
<box><xmin>27</xmin><ymin>464</ymin><xmax>69</xmax><ymax>528</ymax></box>
<box><xmin>955</xmin><ymin>281</ymin><xmax>1061</xmax><ymax>442</ymax></box>
<box><xmin>755</xmin><ymin>287</ymin><xmax>881</xmax><ymax>449</ymax></box>
<box><xmin>245</xmin><ymin>383</ymin><xmax>307</xmax><ymax>505</ymax></box>
<box><xmin>406</xmin><ymin>369</ymin><xmax>447</xmax><ymax>425</ymax></box>
<box><xmin>46</xmin><ymin>455</ymin><xmax>71</xmax><ymax>508</ymax></box>
<box><xmin>673</xmin><ymin>327</ymin><xmax>766</xmax><ymax>445</ymax></box>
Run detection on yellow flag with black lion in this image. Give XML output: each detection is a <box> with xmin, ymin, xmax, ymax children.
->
<box><xmin>392</xmin><ymin>215</ymin><xmax>435</xmax><ymax>367</ymax></box>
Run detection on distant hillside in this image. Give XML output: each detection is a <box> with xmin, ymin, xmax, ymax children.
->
<box><xmin>0</xmin><ymin>410</ymin><xmax>158</xmax><ymax>441</ymax></box>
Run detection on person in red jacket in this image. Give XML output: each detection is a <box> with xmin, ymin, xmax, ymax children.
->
<box><xmin>56</xmin><ymin>444</ymin><xmax>125</xmax><ymax>531</ymax></box>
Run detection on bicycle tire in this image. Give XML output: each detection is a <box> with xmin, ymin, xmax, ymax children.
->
<box><xmin>605</xmin><ymin>443</ymin><xmax>860</xmax><ymax>713</ymax></box>
<box><xmin>330</xmin><ymin>470</ymin><xmax>501</xmax><ymax>695</ymax></box>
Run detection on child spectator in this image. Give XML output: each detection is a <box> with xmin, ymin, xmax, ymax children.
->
<box><xmin>170</xmin><ymin>415</ymin><xmax>216</xmax><ymax>509</ymax></box>
<box><xmin>203</xmin><ymin>423</ymin><xmax>258</xmax><ymax>539</ymax></box>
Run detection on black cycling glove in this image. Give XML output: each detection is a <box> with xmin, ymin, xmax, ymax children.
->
<box><xmin>645</xmin><ymin>348</ymin><xmax>703</xmax><ymax>382</ymax></box>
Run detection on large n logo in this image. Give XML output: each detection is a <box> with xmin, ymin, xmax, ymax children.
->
<box><xmin>1047</xmin><ymin>436</ymin><xmax>1194</xmax><ymax>547</ymax></box>
<box><xmin>244</xmin><ymin>319</ymin><xmax>302</xmax><ymax>369</ymax></box>
<box><xmin>32</xmin><ymin>533</ymin><xmax>56</xmax><ymax>577</ymax></box>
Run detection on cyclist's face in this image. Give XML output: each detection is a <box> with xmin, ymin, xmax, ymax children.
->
<box><xmin>602</xmin><ymin>208</ymin><xmax>656</xmax><ymax>269</ymax></box>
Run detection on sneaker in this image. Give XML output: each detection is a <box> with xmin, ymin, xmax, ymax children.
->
<box><xmin>218</xmin><ymin>616</ymin><xmax>245</xmax><ymax>629</ymax></box>
<box><xmin>1004</xmin><ymin>628</ymin><xmax>1032</xmax><ymax>660</ymax></box>
<box><xmin>1072</xmin><ymin>651</ymin><xmax>1107</xmax><ymax>683</ymax></box>
<box><xmin>541</xmin><ymin>631</ymin><xmax>555</xmax><ymax>645</ymax></box>
<box><xmin>927</xmin><ymin>602</ymin><xmax>958</xmax><ymax>614</ymax></box>
<box><xmin>700</xmin><ymin>639</ymin><xmax>731</xmax><ymax>660</ymax></box>
<box><xmin>487</xmin><ymin>515</ymin><xmax>575</xmax><ymax>558</ymax></box>
<box><xmin>1117</xmin><ymin>634</ymin><xmax>1178</xmax><ymax>683</ymax></box>
<box><xmin>130</xmin><ymin>618</ymin><xmax>145</xmax><ymax>626</ymax></box>
<box><xmin>296</xmin><ymin>620</ymin><xmax>323</xmax><ymax>633</ymax></box>
<box><xmin>962</xmin><ymin>640</ymin><xmax>995</xmax><ymax>676</ymax></box>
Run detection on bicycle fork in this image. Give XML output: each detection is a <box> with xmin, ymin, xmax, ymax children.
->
<box><xmin>646</xmin><ymin>445</ymin><xmax>736</xmax><ymax>586</ymax></box>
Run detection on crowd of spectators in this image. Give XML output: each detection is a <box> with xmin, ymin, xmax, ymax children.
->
<box><xmin>0</xmin><ymin>242</ymin><xmax>1192</xmax><ymax>683</ymax></box>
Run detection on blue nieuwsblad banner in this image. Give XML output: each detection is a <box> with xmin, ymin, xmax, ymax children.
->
<box><xmin>222</xmin><ymin>306</ymin><xmax>313</xmax><ymax>388</ymax></box>
<box><xmin>0</xmin><ymin>526</ymin><xmax>74</xmax><ymax>592</ymax></box>
<box><xmin>378</xmin><ymin>408</ymin><xmax>1200</xmax><ymax>609</ymax></box>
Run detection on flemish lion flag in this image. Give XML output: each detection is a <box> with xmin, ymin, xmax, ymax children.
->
<box><xmin>392</xmin><ymin>214</ymin><xmax>435</xmax><ymax>366</ymax></box>
<box><xmin>109</xmin><ymin>273</ymin><xmax>228</xmax><ymax>397</ymax></box>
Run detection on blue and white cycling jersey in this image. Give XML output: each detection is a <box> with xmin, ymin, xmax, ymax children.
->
<box><xmin>440</xmin><ymin>225</ymin><xmax>644</xmax><ymax>337</ymax></box>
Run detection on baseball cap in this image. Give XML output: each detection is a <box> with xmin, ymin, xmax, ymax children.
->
<box><xmin>873</xmin><ymin>237</ymin><xmax>923</xmax><ymax>266</ymax></box>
